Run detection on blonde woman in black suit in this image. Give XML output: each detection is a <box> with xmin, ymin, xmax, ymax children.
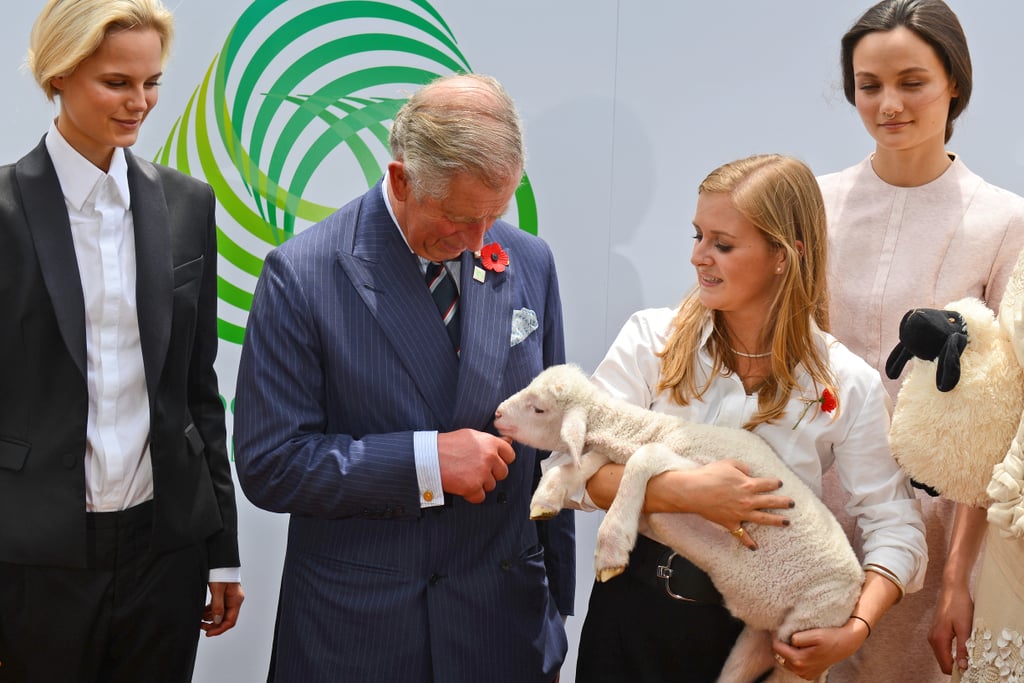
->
<box><xmin>0</xmin><ymin>1</ymin><xmax>242</xmax><ymax>680</ymax></box>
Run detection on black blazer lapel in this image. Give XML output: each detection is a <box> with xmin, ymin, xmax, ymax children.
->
<box><xmin>17</xmin><ymin>141</ymin><xmax>87</xmax><ymax>380</ymax></box>
<box><xmin>126</xmin><ymin>151</ymin><xmax>173</xmax><ymax>404</ymax></box>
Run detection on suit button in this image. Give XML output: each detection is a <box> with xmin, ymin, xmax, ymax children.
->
<box><xmin>496</xmin><ymin>492</ymin><xmax>508</xmax><ymax>504</ymax></box>
<box><xmin>62</xmin><ymin>453</ymin><xmax>78</xmax><ymax>469</ymax></box>
<box><xmin>428</xmin><ymin>573</ymin><xmax>443</xmax><ymax>586</ymax></box>
<box><xmin>500</xmin><ymin>560</ymin><xmax>512</xmax><ymax>571</ymax></box>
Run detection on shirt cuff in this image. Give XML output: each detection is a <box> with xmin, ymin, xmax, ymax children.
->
<box><xmin>414</xmin><ymin>431</ymin><xmax>445</xmax><ymax>508</ymax></box>
<box><xmin>208</xmin><ymin>567</ymin><xmax>241</xmax><ymax>583</ymax></box>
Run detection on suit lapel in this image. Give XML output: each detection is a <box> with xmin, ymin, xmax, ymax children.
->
<box><xmin>337</xmin><ymin>187</ymin><xmax>460</xmax><ymax>427</ymax></box>
<box><xmin>126</xmin><ymin>151</ymin><xmax>173</xmax><ymax>404</ymax></box>
<box><xmin>18</xmin><ymin>141</ymin><xmax>88</xmax><ymax>379</ymax></box>
<box><xmin>452</xmin><ymin>240</ymin><xmax>512</xmax><ymax>426</ymax></box>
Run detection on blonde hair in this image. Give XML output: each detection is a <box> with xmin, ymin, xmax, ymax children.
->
<box><xmin>28</xmin><ymin>0</ymin><xmax>174</xmax><ymax>101</ymax></box>
<box><xmin>657</xmin><ymin>154</ymin><xmax>836</xmax><ymax>429</ymax></box>
<box><xmin>389</xmin><ymin>73</ymin><xmax>525</xmax><ymax>200</ymax></box>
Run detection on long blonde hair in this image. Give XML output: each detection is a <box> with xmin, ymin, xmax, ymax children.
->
<box><xmin>657</xmin><ymin>154</ymin><xmax>836</xmax><ymax>429</ymax></box>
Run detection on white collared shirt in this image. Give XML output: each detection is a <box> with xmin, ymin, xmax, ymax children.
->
<box><xmin>45</xmin><ymin>124</ymin><xmax>240</xmax><ymax>582</ymax></box>
<box><xmin>46</xmin><ymin>123</ymin><xmax>152</xmax><ymax>513</ymax></box>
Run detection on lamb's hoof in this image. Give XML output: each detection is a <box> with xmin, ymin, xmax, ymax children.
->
<box><xmin>529</xmin><ymin>504</ymin><xmax>560</xmax><ymax>520</ymax></box>
<box><xmin>596</xmin><ymin>566</ymin><xmax>625</xmax><ymax>583</ymax></box>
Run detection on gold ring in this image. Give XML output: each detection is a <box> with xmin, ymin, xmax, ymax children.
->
<box><xmin>774</xmin><ymin>653</ymin><xmax>786</xmax><ymax>667</ymax></box>
<box><xmin>730</xmin><ymin>526</ymin><xmax>745</xmax><ymax>539</ymax></box>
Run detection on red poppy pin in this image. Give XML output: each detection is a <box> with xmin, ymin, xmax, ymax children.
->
<box><xmin>479</xmin><ymin>242</ymin><xmax>509</xmax><ymax>272</ymax></box>
<box><xmin>792</xmin><ymin>388</ymin><xmax>837</xmax><ymax>430</ymax></box>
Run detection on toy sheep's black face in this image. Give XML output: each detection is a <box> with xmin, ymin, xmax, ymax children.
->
<box><xmin>886</xmin><ymin>308</ymin><xmax>968</xmax><ymax>392</ymax></box>
<box><xmin>494</xmin><ymin>388</ymin><xmax>565</xmax><ymax>451</ymax></box>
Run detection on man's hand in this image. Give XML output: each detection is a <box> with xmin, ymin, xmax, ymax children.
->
<box><xmin>201</xmin><ymin>582</ymin><xmax>245</xmax><ymax>637</ymax></box>
<box><xmin>437</xmin><ymin>429</ymin><xmax>516</xmax><ymax>503</ymax></box>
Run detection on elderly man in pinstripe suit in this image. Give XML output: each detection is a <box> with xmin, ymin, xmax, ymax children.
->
<box><xmin>235</xmin><ymin>73</ymin><xmax>575</xmax><ymax>682</ymax></box>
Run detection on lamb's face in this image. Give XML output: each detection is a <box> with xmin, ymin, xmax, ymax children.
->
<box><xmin>494</xmin><ymin>386</ymin><xmax>567</xmax><ymax>451</ymax></box>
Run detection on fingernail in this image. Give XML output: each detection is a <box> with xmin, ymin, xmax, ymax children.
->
<box><xmin>958</xmin><ymin>659</ymin><xmax>968</xmax><ymax>671</ymax></box>
<box><xmin>214</xmin><ymin>615</ymin><xmax>223</xmax><ymax>625</ymax></box>
<box><xmin>788</xmin><ymin>501</ymin><xmax>796</xmax><ymax>508</ymax></box>
<box><xmin>777</xmin><ymin>480</ymin><xmax>784</xmax><ymax>488</ymax></box>
<box><xmin>782</xmin><ymin>519</ymin><xmax>791</xmax><ymax>526</ymax></box>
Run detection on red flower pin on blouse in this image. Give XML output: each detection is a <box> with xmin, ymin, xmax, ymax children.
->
<box><xmin>479</xmin><ymin>242</ymin><xmax>509</xmax><ymax>272</ymax></box>
<box><xmin>792</xmin><ymin>387</ymin><xmax>837</xmax><ymax>430</ymax></box>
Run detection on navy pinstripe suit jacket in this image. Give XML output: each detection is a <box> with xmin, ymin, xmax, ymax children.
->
<box><xmin>235</xmin><ymin>181</ymin><xmax>575</xmax><ymax>682</ymax></box>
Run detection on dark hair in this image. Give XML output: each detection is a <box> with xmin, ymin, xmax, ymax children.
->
<box><xmin>841</xmin><ymin>0</ymin><xmax>971</xmax><ymax>142</ymax></box>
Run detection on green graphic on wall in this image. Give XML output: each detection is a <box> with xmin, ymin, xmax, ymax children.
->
<box><xmin>156</xmin><ymin>0</ymin><xmax>539</xmax><ymax>345</ymax></box>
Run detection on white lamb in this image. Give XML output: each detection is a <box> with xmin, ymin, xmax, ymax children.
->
<box><xmin>493</xmin><ymin>364</ymin><xmax>863</xmax><ymax>683</ymax></box>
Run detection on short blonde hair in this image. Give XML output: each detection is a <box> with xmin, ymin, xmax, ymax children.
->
<box><xmin>658</xmin><ymin>154</ymin><xmax>836</xmax><ymax>429</ymax></box>
<box><xmin>28</xmin><ymin>0</ymin><xmax>174</xmax><ymax>101</ymax></box>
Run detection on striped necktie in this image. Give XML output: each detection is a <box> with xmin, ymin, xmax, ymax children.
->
<box><xmin>425</xmin><ymin>261</ymin><xmax>460</xmax><ymax>352</ymax></box>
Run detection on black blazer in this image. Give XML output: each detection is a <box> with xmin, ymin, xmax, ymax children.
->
<box><xmin>0</xmin><ymin>139</ymin><xmax>238</xmax><ymax>570</ymax></box>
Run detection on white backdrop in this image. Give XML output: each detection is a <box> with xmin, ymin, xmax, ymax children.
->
<box><xmin>3</xmin><ymin>2</ymin><xmax>1023</xmax><ymax>681</ymax></box>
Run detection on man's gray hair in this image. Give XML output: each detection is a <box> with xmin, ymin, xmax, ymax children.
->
<box><xmin>389</xmin><ymin>73</ymin><xmax>525</xmax><ymax>200</ymax></box>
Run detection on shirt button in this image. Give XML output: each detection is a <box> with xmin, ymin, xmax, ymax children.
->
<box><xmin>422</xmin><ymin>490</ymin><xmax>434</xmax><ymax>503</ymax></box>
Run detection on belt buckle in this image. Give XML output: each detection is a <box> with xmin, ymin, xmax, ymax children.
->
<box><xmin>656</xmin><ymin>551</ymin><xmax>697</xmax><ymax>602</ymax></box>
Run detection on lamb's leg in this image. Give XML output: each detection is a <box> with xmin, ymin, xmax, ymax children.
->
<box><xmin>594</xmin><ymin>444</ymin><xmax>699</xmax><ymax>582</ymax></box>
<box><xmin>715</xmin><ymin>626</ymin><xmax>772</xmax><ymax>683</ymax></box>
<box><xmin>530</xmin><ymin>451</ymin><xmax>608</xmax><ymax>520</ymax></box>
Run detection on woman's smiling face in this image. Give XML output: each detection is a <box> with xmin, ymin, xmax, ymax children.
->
<box><xmin>50</xmin><ymin>27</ymin><xmax>164</xmax><ymax>171</ymax></box>
<box><xmin>690</xmin><ymin>192</ymin><xmax>784</xmax><ymax>330</ymax></box>
<box><xmin>852</xmin><ymin>26</ymin><xmax>957</xmax><ymax>156</ymax></box>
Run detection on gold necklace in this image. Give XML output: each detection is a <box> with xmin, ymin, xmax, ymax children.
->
<box><xmin>729</xmin><ymin>346</ymin><xmax>772</xmax><ymax>359</ymax></box>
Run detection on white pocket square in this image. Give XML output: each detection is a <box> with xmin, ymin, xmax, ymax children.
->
<box><xmin>510</xmin><ymin>308</ymin><xmax>538</xmax><ymax>347</ymax></box>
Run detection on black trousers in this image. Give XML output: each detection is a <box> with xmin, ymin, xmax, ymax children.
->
<box><xmin>0</xmin><ymin>501</ymin><xmax>209</xmax><ymax>683</ymax></box>
<box><xmin>576</xmin><ymin>535</ymin><xmax>771</xmax><ymax>683</ymax></box>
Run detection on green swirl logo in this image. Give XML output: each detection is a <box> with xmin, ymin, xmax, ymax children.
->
<box><xmin>156</xmin><ymin>0</ymin><xmax>539</xmax><ymax>345</ymax></box>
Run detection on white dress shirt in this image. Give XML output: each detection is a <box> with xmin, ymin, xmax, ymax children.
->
<box><xmin>46</xmin><ymin>123</ymin><xmax>238</xmax><ymax>581</ymax></box>
<box><xmin>46</xmin><ymin>124</ymin><xmax>152</xmax><ymax>514</ymax></box>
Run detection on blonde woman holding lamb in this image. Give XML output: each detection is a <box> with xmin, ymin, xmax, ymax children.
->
<box><xmin>568</xmin><ymin>154</ymin><xmax>926</xmax><ymax>682</ymax></box>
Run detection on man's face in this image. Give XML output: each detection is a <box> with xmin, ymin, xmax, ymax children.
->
<box><xmin>390</xmin><ymin>163</ymin><xmax>520</xmax><ymax>262</ymax></box>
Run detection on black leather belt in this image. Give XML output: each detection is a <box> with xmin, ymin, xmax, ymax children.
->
<box><xmin>624</xmin><ymin>534</ymin><xmax>724</xmax><ymax>605</ymax></box>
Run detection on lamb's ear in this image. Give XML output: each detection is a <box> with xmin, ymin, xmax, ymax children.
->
<box><xmin>935</xmin><ymin>332</ymin><xmax>968</xmax><ymax>392</ymax></box>
<box><xmin>559</xmin><ymin>406</ymin><xmax>588</xmax><ymax>467</ymax></box>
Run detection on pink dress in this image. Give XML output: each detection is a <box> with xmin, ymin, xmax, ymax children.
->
<box><xmin>819</xmin><ymin>155</ymin><xmax>1024</xmax><ymax>683</ymax></box>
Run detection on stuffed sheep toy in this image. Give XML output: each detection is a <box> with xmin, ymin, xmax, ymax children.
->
<box><xmin>494</xmin><ymin>364</ymin><xmax>862</xmax><ymax>683</ymax></box>
<box><xmin>886</xmin><ymin>242</ymin><xmax>1024</xmax><ymax>535</ymax></box>
<box><xmin>886</xmin><ymin>297</ymin><xmax>1024</xmax><ymax>509</ymax></box>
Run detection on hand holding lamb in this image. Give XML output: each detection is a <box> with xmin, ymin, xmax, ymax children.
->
<box><xmin>494</xmin><ymin>364</ymin><xmax>862</xmax><ymax>683</ymax></box>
